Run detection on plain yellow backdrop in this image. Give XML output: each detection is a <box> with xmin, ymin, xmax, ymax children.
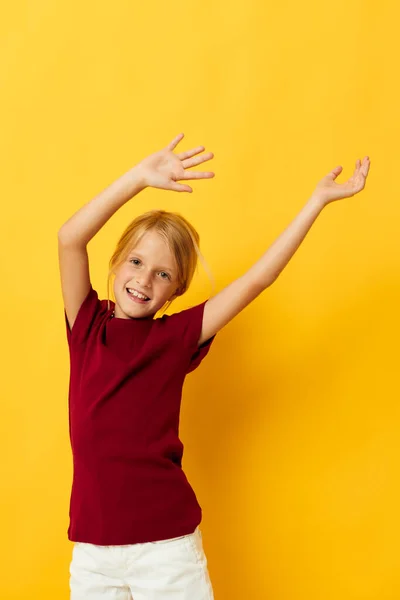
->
<box><xmin>1</xmin><ymin>1</ymin><xmax>399</xmax><ymax>598</ymax></box>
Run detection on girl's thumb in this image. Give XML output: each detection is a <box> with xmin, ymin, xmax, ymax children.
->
<box><xmin>170</xmin><ymin>182</ymin><xmax>193</xmax><ymax>193</ymax></box>
<box><xmin>328</xmin><ymin>165</ymin><xmax>343</xmax><ymax>180</ymax></box>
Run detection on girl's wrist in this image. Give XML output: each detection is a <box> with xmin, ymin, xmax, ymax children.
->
<box><xmin>125</xmin><ymin>165</ymin><xmax>149</xmax><ymax>193</ymax></box>
<box><xmin>309</xmin><ymin>192</ymin><xmax>327</xmax><ymax>211</ymax></box>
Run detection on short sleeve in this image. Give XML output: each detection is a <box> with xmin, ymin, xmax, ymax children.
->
<box><xmin>167</xmin><ymin>300</ymin><xmax>216</xmax><ymax>374</ymax></box>
<box><xmin>64</xmin><ymin>284</ymin><xmax>103</xmax><ymax>346</ymax></box>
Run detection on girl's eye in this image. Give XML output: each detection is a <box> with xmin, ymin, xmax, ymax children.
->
<box><xmin>130</xmin><ymin>260</ymin><xmax>170</xmax><ymax>280</ymax></box>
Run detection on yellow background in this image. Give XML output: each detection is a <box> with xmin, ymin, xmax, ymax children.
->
<box><xmin>1</xmin><ymin>1</ymin><xmax>399</xmax><ymax>598</ymax></box>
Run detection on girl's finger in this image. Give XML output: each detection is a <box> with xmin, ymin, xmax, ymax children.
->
<box><xmin>182</xmin><ymin>152</ymin><xmax>214</xmax><ymax>169</ymax></box>
<box><xmin>181</xmin><ymin>171</ymin><xmax>215</xmax><ymax>180</ymax></box>
<box><xmin>352</xmin><ymin>159</ymin><xmax>360</xmax><ymax>178</ymax></box>
<box><xmin>167</xmin><ymin>133</ymin><xmax>185</xmax><ymax>151</ymax></box>
<box><xmin>169</xmin><ymin>181</ymin><xmax>193</xmax><ymax>193</ymax></box>
<box><xmin>361</xmin><ymin>156</ymin><xmax>370</xmax><ymax>176</ymax></box>
<box><xmin>177</xmin><ymin>146</ymin><xmax>206</xmax><ymax>161</ymax></box>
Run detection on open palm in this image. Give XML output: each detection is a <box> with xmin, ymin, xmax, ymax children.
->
<box><xmin>314</xmin><ymin>156</ymin><xmax>370</xmax><ymax>204</ymax></box>
<box><xmin>137</xmin><ymin>133</ymin><xmax>215</xmax><ymax>193</ymax></box>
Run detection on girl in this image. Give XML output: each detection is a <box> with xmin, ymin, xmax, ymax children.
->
<box><xmin>58</xmin><ymin>133</ymin><xmax>370</xmax><ymax>600</ymax></box>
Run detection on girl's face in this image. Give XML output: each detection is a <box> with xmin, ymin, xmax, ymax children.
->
<box><xmin>113</xmin><ymin>229</ymin><xmax>180</xmax><ymax>319</ymax></box>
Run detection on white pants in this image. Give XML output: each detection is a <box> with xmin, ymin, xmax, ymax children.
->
<box><xmin>69</xmin><ymin>526</ymin><xmax>214</xmax><ymax>599</ymax></box>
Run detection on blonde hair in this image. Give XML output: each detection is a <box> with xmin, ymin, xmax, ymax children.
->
<box><xmin>107</xmin><ymin>210</ymin><xmax>215</xmax><ymax>315</ymax></box>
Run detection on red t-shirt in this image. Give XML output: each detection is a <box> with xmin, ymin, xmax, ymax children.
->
<box><xmin>64</xmin><ymin>284</ymin><xmax>215</xmax><ymax>545</ymax></box>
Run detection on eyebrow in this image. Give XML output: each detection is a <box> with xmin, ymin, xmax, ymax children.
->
<box><xmin>129</xmin><ymin>251</ymin><xmax>175</xmax><ymax>274</ymax></box>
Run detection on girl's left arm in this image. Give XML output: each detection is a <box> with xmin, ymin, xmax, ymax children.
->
<box><xmin>198</xmin><ymin>156</ymin><xmax>370</xmax><ymax>346</ymax></box>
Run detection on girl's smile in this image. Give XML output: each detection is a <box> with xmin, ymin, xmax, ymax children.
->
<box><xmin>126</xmin><ymin>287</ymin><xmax>151</xmax><ymax>303</ymax></box>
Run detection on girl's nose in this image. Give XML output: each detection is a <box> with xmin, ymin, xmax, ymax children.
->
<box><xmin>136</xmin><ymin>271</ymin><xmax>151</xmax><ymax>288</ymax></box>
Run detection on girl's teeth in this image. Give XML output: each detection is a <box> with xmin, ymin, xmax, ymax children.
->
<box><xmin>128</xmin><ymin>288</ymin><xmax>148</xmax><ymax>300</ymax></box>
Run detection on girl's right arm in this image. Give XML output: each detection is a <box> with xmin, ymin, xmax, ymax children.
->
<box><xmin>58</xmin><ymin>133</ymin><xmax>214</xmax><ymax>330</ymax></box>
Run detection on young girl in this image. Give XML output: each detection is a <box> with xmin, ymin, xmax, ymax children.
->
<box><xmin>58</xmin><ymin>133</ymin><xmax>370</xmax><ymax>600</ymax></box>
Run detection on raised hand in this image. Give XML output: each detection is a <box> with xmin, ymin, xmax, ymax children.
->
<box><xmin>135</xmin><ymin>133</ymin><xmax>215</xmax><ymax>193</ymax></box>
<box><xmin>313</xmin><ymin>156</ymin><xmax>370</xmax><ymax>205</ymax></box>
